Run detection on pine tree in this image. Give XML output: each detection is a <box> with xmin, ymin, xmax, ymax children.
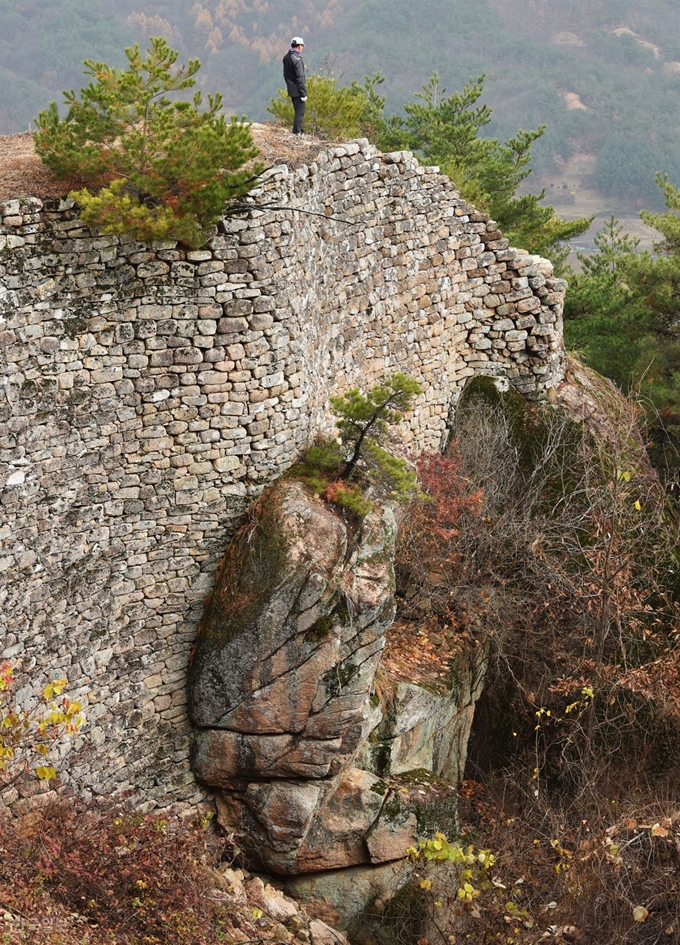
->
<box><xmin>563</xmin><ymin>216</ymin><xmax>646</xmax><ymax>393</ymax></box>
<box><xmin>294</xmin><ymin>373</ymin><xmax>421</xmax><ymax>516</ymax></box>
<box><xmin>380</xmin><ymin>73</ymin><xmax>591</xmax><ymax>267</ymax></box>
<box><xmin>564</xmin><ymin>189</ymin><xmax>680</xmax><ymax>485</ymax></box>
<box><xmin>331</xmin><ymin>372</ymin><xmax>421</xmax><ymax>491</ymax></box>
<box><xmin>35</xmin><ymin>37</ymin><xmax>262</xmax><ymax>247</ymax></box>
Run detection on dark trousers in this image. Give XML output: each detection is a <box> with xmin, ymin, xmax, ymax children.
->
<box><xmin>291</xmin><ymin>96</ymin><xmax>306</xmax><ymax>134</ymax></box>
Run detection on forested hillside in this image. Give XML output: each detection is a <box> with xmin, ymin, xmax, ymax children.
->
<box><xmin>3</xmin><ymin>0</ymin><xmax>680</xmax><ymax>215</ymax></box>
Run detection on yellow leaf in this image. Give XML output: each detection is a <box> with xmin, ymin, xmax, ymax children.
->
<box><xmin>420</xmin><ymin>879</ymin><xmax>433</xmax><ymax>890</ymax></box>
<box><xmin>36</xmin><ymin>765</ymin><xmax>56</xmax><ymax>781</ymax></box>
<box><xmin>635</xmin><ymin>499</ymin><xmax>642</xmax><ymax>511</ymax></box>
<box><xmin>44</xmin><ymin>679</ymin><xmax>66</xmax><ymax>699</ymax></box>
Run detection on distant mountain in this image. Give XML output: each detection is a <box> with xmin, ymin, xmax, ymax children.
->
<box><xmin>0</xmin><ymin>0</ymin><xmax>133</xmax><ymax>133</ymax></box>
<box><xmin>3</xmin><ymin>0</ymin><xmax>679</xmax><ymax>214</ymax></box>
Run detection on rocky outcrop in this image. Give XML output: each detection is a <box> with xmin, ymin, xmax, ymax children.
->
<box><xmin>188</xmin><ymin>479</ymin><xmax>397</xmax><ymax>873</ymax></box>
<box><xmin>188</xmin><ymin>479</ymin><xmax>485</xmax><ymax>895</ymax></box>
<box><xmin>358</xmin><ymin>643</ymin><xmax>488</xmax><ymax>786</ymax></box>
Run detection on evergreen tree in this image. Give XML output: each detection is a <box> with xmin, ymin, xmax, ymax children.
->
<box><xmin>564</xmin><ymin>216</ymin><xmax>645</xmax><ymax>390</ymax></box>
<box><xmin>331</xmin><ymin>372</ymin><xmax>421</xmax><ymax>487</ymax></box>
<box><xmin>294</xmin><ymin>373</ymin><xmax>421</xmax><ymax>516</ymax></box>
<box><xmin>35</xmin><ymin>37</ymin><xmax>262</xmax><ymax>247</ymax></box>
<box><xmin>626</xmin><ymin>177</ymin><xmax>680</xmax><ymax>478</ymax></box>
<box><xmin>380</xmin><ymin>73</ymin><xmax>591</xmax><ymax>267</ymax></box>
<box><xmin>564</xmin><ymin>192</ymin><xmax>680</xmax><ymax>485</ymax></box>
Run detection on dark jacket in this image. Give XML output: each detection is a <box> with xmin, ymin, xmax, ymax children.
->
<box><xmin>283</xmin><ymin>49</ymin><xmax>307</xmax><ymax>98</ymax></box>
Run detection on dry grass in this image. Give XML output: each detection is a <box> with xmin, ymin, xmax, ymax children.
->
<box><xmin>0</xmin><ymin>132</ymin><xmax>84</xmax><ymax>202</ymax></box>
<box><xmin>0</xmin><ymin>122</ymin><xmax>331</xmax><ymax>204</ymax></box>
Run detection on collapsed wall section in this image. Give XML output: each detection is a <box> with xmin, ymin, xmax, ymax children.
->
<box><xmin>0</xmin><ymin>138</ymin><xmax>566</xmax><ymax>809</ymax></box>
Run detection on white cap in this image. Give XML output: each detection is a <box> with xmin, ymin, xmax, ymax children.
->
<box><xmin>291</xmin><ymin>36</ymin><xmax>305</xmax><ymax>46</ymax></box>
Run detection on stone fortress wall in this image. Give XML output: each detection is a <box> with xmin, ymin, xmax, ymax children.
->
<box><xmin>0</xmin><ymin>137</ymin><xmax>567</xmax><ymax>811</ymax></box>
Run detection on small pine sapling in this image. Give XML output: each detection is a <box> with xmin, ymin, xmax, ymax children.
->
<box><xmin>332</xmin><ymin>372</ymin><xmax>421</xmax><ymax>498</ymax></box>
<box><xmin>292</xmin><ymin>373</ymin><xmax>421</xmax><ymax>516</ymax></box>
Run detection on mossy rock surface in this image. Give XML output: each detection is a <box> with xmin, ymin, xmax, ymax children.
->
<box><xmin>187</xmin><ymin>479</ymin><xmax>348</xmax><ymax>728</ymax></box>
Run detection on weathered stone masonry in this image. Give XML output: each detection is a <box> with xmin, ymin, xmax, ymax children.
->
<box><xmin>0</xmin><ymin>137</ymin><xmax>567</xmax><ymax>809</ymax></box>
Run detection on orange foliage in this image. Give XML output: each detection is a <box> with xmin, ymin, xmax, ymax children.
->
<box><xmin>415</xmin><ymin>451</ymin><xmax>484</xmax><ymax>540</ymax></box>
<box><xmin>323</xmin><ymin>480</ymin><xmax>350</xmax><ymax>503</ymax></box>
<box><xmin>191</xmin><ymin>0</ymin><xmax>339</xmax><ymax>62</ymax></box>
<box><xmin>126</xmin><ymin>12</ymin><xmax>176</xmax><ymax>41</ymax></box>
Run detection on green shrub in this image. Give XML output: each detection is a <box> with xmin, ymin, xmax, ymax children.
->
<box><xmin>268</xmin><ymin>72</ymin><xmax>376</xmax><ymax>139</ymax></box>
<box><xmin>290</xmin><ymin>437</ymin><xmax>344</xmax><ymax>496</ymax></box>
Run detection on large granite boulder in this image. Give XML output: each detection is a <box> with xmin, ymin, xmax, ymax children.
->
<box><xmin>283</xmin><ymin>770</ymin><xmax>458</xmax><ymax>928</ymax></box>
<box><xmin>188</xmin><ymin>479</ymin><xmax>397</xmax><ymax>872</ymax></box>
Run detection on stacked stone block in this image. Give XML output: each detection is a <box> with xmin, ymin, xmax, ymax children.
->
<box><xmin>0</xmin><ymin>139</ymin><xmax>566</xmax><ymax>809</ymax></box>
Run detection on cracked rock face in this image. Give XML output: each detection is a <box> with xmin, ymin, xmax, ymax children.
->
<box><xmin>188</xmin><ymin>479</ymin><xmax>397</xmax><ymax>873</ymax></box>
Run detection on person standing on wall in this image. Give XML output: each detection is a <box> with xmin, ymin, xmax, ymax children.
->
<box><xmin>283</xmin><ymin>36</ymin><xmax>307</xmax><ymax>135</ymax></box>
